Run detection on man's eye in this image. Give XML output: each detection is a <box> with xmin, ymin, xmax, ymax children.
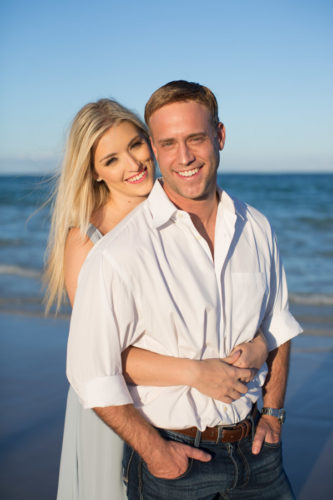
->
<box><xmin>191</xmin><ymin>136</ymin><xmax>204</xmax><ymax>143</ymax></box>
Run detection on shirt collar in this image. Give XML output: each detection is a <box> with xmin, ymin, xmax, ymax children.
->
<box><xmin>218</xmin><ymin>187</ymin><xmax>247</xmax><ymax>222</ymax></box>
<box><xmin>148</xmin><ymin>179</ymin><xmax>178</xmax><ymax>229</ymax></box>
<box><xmin>147</xmin><ymin>178</ymin><xmax>246</xmax><ymax>229</ymax></box>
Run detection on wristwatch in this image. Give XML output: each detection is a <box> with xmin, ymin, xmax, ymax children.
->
<box><xmin>261</xmin><ymin>407</ymin><xmax>286</xmax><ymax>424</ymax></box>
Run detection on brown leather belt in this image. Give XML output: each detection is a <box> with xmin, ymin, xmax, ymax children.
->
<box><xmin>169</xmin><ymin>406</ymin><xmax>258</xmax><ymax>444</ymax></box>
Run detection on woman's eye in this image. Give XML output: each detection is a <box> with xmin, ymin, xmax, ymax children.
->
<box><xmin>105</xmin><ymin>157</ymin><xmax>117</xmax><ymax>166</ymax></box>
<box><xmin>131</xmin><ymin>140</ymin><xmax>144</xmax><ymax>149</ymax></box>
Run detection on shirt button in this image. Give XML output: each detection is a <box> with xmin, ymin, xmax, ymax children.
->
<box><xmin>224</xmin><ymin>406</ymin><xmax>228</xmax><ymax>412</ymax></box>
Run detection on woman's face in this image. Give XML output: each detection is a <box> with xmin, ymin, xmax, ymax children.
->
<box><xmin>94</xmin><ymin>121</ymin><xmax>155</xmax><ymax>200</ymax></box>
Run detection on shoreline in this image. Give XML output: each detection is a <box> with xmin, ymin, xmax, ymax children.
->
<box><xmin>1</xmin><ymin>300</ymin><xmax>332</xmax><ymax>336</ymax></box>
<box><xmin>290</xmin><ymin>303</ymin><xmax>333</xmax><ymax>337</ymax></box>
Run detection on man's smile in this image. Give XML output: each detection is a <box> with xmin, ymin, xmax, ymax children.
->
<box><xmin>175</xmin><ymin>166</ymin><xmax>203</xmax><ymax>178</ymax></box>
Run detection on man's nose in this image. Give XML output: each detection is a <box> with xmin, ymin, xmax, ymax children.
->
<box><xmin>178</xmin><ymin>142</ymin><xmax>195</xmax><ymax>165</ymax></box>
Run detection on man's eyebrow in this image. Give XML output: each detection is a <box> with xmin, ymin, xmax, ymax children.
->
<box><xmin>157</xmin><ymin>137</ymin><xmax>175</xmax><ymax>145</ymax></box>
<box><xmin>157</xmin><ymin>132</ymin><xmax>207</xmax><ymax>144</ymax></box>
<box><xmin>187</xmin><ymin>132</ymin><xmax>207</xmax><ymax>139</ymax></box>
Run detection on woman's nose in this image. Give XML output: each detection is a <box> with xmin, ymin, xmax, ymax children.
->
<box><xmin>126</xmin><ymin>152</ymin><xmax>142</xmax><ymax>170</ymax></box>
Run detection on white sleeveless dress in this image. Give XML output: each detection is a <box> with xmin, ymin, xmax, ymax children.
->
<box><xmin>57</xmin><ymin>224</ymin><xmax>126</xmax><ymax>500</ymax></box>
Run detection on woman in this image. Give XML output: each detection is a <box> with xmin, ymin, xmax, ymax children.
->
<box><xmin>45</xmin><ymin>99</ymin><xmax>268</xmax><ymax>500</ymax></box>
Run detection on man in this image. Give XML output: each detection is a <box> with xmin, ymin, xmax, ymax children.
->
<box><xmin>67</xmin><ymin>80</ymin><xmax>302</xmax><ymax>499</ymax></box>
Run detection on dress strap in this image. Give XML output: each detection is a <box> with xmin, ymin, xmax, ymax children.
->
<box><xmin>86</xmin><ymin>223</ymin><xmax>103</xmax><ymax>244</ymax></box>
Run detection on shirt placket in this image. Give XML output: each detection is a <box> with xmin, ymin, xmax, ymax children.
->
<box><xmin>213</xmin><ymin>206</ymin><xmax>238</xmax><ymax>358</ymax></box>
<box><xmin>175</xmin><ymin>210</ymin><xmax>213</xmax><ymax>260</ymax></box>
<box><xmin>175</xmin><ymin>207</ymin><xmax>241</xmax><ymax>425</ymax></box>
<box><xmin>175</xmin><ymin>210</ymin><xmax>224</xmax><ymax>359</ymax></box>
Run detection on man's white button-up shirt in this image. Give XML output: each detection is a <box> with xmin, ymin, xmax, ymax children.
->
<box><xmin>67</xmin><ymin>180</ymin><xmax>302</xmax><ymax>430</ymax></box>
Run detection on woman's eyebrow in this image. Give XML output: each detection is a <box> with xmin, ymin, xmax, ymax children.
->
<box><xmin>128</xmin><ymin>134</ymin><xmax>143</xmax><ymax>146</ymax></box>
<box><xmin>99</xmin><ymin>152</ymin><xmax>117</xmax><ymax>163</ymax></box>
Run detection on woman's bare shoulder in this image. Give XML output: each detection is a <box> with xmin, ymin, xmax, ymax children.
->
<box><xmin>64</xmin><ymin>227</ymin><xmax>94</xmax><ymax>305</ymax></box>
<box><xmin>65</xmin><ymin>227</ymin><xmax>95</xmax><ymax>264</ymax></box>
<box><xmin>66</xmin><ymin>226</ymin><xmax>94</xmax><ymax>249</ymax></box>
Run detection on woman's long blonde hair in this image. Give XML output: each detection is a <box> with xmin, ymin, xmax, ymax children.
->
<box><xmin>44</xmin><ymin>98</ymin><xmax>149</xmax><ymax>314</ymax></box>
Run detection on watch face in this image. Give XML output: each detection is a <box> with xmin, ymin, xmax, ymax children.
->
<box><xmin>279</xmin><ymin>410</ymin><xmax>286</xmax><ymax>424</ymax></box>
<box><xmin>262</xmin><ymin>407</ymin><xmax>286</xmax><ymax>423</ymax></box>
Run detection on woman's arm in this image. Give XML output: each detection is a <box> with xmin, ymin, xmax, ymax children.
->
<box><xmin>122</xmin><ymin>332</ymin><xmax>268</xmax><ymax>387</ymax></box>
<box><xmin>122</xmin><ymin>347</ymin><xmax>253</xmax><ymax>402</ymax></box>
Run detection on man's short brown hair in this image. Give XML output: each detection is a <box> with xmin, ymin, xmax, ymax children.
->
<box><xmin>144</xmin><ymin>80</ymin><xmax>220</xmax><ymax>129</ymax></box>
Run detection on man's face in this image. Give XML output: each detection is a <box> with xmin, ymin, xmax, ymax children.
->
<box><xmin>149</xmin><ymin>101</ymin><xmax>225</xmax><ymax>202</ymax></box>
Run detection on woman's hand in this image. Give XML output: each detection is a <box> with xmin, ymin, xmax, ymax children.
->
<box><xmin>190</xmin><ymin>352</ymin><xmax>255</xmax><ymax>403</ymax></box>
<box><xmin>227</xmin><ymin>331</ymin><xmax>268</xmax><ymax>371</ymax></box>
<box><xmin>190</xmin><ymin>332</ymin><xmax>268</xmax><ymax>401</ymax></box>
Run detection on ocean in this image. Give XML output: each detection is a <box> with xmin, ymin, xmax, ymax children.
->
<box><xmin>1</xmin><ymin>173</ymin><xmax>333</xmax><ymax>500</ymax></box>
<box><xmin>0</xmin><ymin>173</ymin><xmax>332</xmax><ymax>316</ymax></box>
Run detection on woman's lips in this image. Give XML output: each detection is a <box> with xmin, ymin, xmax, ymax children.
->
<box><xmin>126</xmin><ymin>167</ymin><xmax>148</xmax><ymax>184</ymax></box>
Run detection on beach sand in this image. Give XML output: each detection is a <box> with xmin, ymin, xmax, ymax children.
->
<box><xmin>1</xmin><ymin>306</ymin><xmax>332</xmax><ymax>500</ymax></box>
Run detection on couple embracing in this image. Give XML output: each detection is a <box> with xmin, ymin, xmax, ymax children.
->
<box><xmin>46</xmin><ymin>80</ymin><xmax>302</xmax><ymax>499</ymax></box>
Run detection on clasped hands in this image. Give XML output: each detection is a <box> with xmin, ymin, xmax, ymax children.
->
<box><xmin>190</xmin><ymin>332</ymin><xmax>268</xmax><ymax>404</ymax></box>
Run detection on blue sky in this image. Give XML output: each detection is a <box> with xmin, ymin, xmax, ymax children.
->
<box><xmin>1</xmin><ymin>0</ymin><xmax>332</xmax><ymax>174</ymax></box>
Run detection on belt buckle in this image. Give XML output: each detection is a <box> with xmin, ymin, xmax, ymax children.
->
<box><xmin>216</xmin><ymin>425</ymin><xmax>224</xmax><ymax>444</ymax></box>
<box><xmin>239</xmin><ymin>421</ymin><xmax>248</xmax><ymax>440</ymax></box>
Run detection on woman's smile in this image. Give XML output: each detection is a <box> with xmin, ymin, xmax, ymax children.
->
<box><xmin>125</xmin><ymin>166</ymin><xmax>148</xmax><ymax>184</ymax></box>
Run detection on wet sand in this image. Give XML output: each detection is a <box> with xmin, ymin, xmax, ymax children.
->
<box><xmin>0</xmin><ymin>306</ymin><xmax>332</xmax><ymax>499</ymax></box>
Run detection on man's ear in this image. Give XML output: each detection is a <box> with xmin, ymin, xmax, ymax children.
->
<box><xmin>150</xmin><ymin>136</ymin><xmax>158</xmax><ymax>160</ymax></box>
<box><xmin>217</xmin><ymin>122</ymin><xmax>226</xmax><ymax>151</ymax></box>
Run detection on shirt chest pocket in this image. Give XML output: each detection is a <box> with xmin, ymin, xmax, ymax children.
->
<box><xmin>228</xmin><ymin>272</ymin><xmax>267</xmax><ymax>337</ymax></box>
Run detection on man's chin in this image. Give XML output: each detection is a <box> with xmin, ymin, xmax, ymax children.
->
<box><xmin>180</xmin><ymin>182</ymin><xmax>217</xmax><ymax>201</ymax></box>
<box><xmin>162</xmin><ymin>176</ymin><xmax>217</xmax><ymax>203</ymax></box>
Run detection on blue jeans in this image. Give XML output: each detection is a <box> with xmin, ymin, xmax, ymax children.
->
<box><xmin>122</xmin><ymin>427</ymin><xmax>295</xmax><ymax>499</ymax></box>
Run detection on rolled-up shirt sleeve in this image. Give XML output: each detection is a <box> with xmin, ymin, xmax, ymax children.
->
<box><xmin>66</xmin><ymin>248</ymin><xmax>139</xmax><ymax>409</ymax></box>
<box><xmin>261</xmin><ymin>231</ymin><xmax>303</xmax><ymax>351</ymax></box>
